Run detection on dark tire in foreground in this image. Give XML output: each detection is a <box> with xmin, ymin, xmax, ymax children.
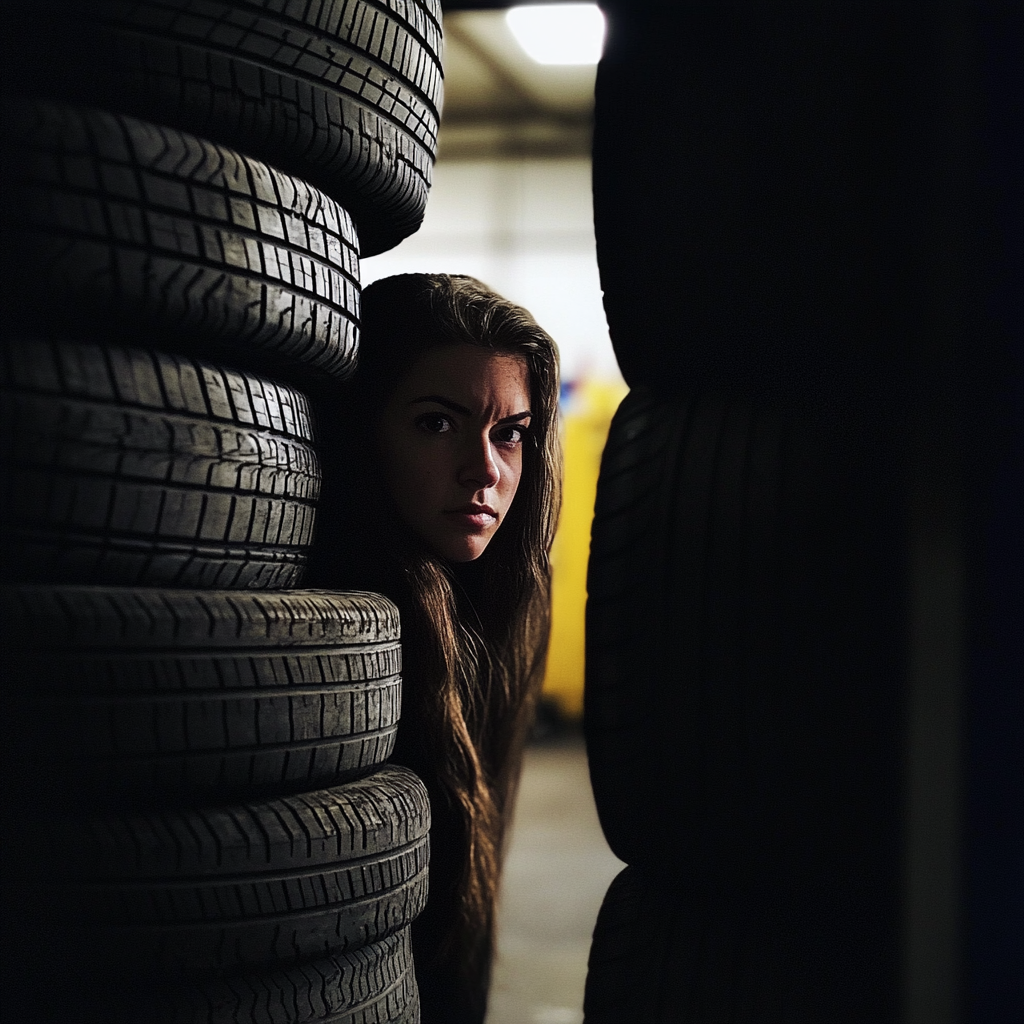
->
<box><xmin>1</xmin><ymin>338</ymin><xmax>321</xmax><ymax>588</ymax></box>
<box><xmin>3</xmin><ymin>0</ymin><xmax>444</xmax><ymax>256</ymax></box>
<box><xmin>585</xmin><ymin>389</ymin><xmax>898</xmax><ymax>1019</ymax></box>
<box><xmin>0</xmin><ymin>587</ymin><xmax>401</xmax><ymax>805</ymax></box>
<box><xmin>583</xmin><ymin>866</ymin><xmax>677</xmax><ymax>1024</ymax></box>
<box><xmin>584</xmin><ymin>862</ymin><xmax>888</xmax><ymax>1024</ymax></box>
<box><xmin>585</xmin><ymin>387</ymin><xmax>818</xmax><ymax>870</ymax></box>
<box><xmin>6</xmin><ymin>767</ymin><xmax>430</xmax><ymax>981</ymax></box>
<box><xmin>1</xmin><ymin>99</ymin><xmax>360</xmax><ymax>384</ymax></box>
<box><xmin>584</xmin><ymin>866</ymin><xmax>784</xmax><ymax>1024</ymax></box>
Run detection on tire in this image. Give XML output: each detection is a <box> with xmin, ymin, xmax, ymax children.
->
<box><xmin>7</xmin><ymin>766</ymin><xmax>430</xmax><ymax>981</ymax></box>
<box><xmin>583</xmin><ymin>867</ymin><xmax>677</xmax><ymax>1024</ymax></box>
<box><xmin>586</xmin><ymin>390</ymin><xmax>899</xmax><ymax>1015</ymax></box>
<box><xmin>583</xmin><ymin>866</ymin><xmax>791</xmax><ymax>1024</ymax></box>
<box><xmin>0</xmin><ymin>99</ymin><xmax>360</xmax><ymax>384</ymax></box>
<box><xmin>585</xmin><ymin>388</ymin><xmax>812</xmax><ymax>871</ymax></box>
<box><xmin>584</xmin><ymin>861</ymin><xmax>898</xmax><ymax>1023</ymax></box>
<box><xmin>3</xmin><ymin>0</ymin><xmax>443</xmax><ymax>256</ymax></box>
<box><xmin>80</xmin><ymin>928</ymin><xmax>420</xmax><ymax>1023</ymax></box>
<box><xmin>0</xmin><ymin>586</ymin><xmax>401</xmax><ymax>805</ymax></box>
<box><xmin>0</xmin><ymin>337</ymin><xmax>321</xmax><ymax>589</ymax></box>
<box><xmin>591</xmin><ymin>7</ymin><xmax>905</xmax><ymax>412</ymax></box>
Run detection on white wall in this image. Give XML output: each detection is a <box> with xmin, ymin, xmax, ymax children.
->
<box><xmin>360</xmin><ymin>157</ymin><xmax>621</xmax><ymax>383</ymax></box>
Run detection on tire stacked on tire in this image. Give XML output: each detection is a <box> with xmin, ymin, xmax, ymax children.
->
<box><xmin>582</xmin><ymin>391</ymin><xmax>849</xmax><ymax>1021</ymax></box>
<box><xmin>584</xmin><ymin>7</ymin><xmax>906</xmax><ymax>1020</ymax></box>
<box><xmin>1</xmin><ymin>4</ymin><xmax>444</xmax><ymax>1022</ymax></box>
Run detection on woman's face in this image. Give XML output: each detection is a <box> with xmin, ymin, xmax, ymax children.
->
<box><xmin>377</xmin><ymin>343</ymin><xmax>532</xmax><ymax>562</ymax></box>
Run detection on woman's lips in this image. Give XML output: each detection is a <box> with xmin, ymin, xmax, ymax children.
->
<box><xmin>445</xmin><ymin>505</ymin><xmax>498</xmax><ymax>531</ymax></box>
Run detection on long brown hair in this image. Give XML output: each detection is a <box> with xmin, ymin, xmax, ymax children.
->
<box><xmin>311</xmin><ymin>274</ymin><xmax>561</xmax><ymax>1004</ymax></box>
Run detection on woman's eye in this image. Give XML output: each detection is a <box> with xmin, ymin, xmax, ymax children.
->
<box><xmin>415</xmin><ymin>412</ymin><xmax>453</xmax><ymax>434</ymax></box>
<box><xmin>494</xmin><ymin>424</ymin><xmax>527</xmax><ymax>447</ymax></box>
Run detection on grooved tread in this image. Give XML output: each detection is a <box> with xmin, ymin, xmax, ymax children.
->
<box><xmin>8</xmin><ymin>767</ymin><xmax>430</xmax><ymax>979</ymax></box>
<box><xmin>0</xmin><ymin>588</ymin><xmax>402</xmax><ymax>802</ymax></box>
<box><xmin>1</xmin><ymin>336</ymin><xmax>317</xmax><ymax>437</ymax></box>
<box><xmin>1</xmin><ymin>99</ymin><xmax>360</xmax><ymax>381</ymax></box>
<box><xmin>6</xmin><ymin>532</ymin><xmax>311</xmax><ymax>589</ymax></box>
<box><xmin>4</xmin><ymin>1</ymin><xmax>444</xmax><ymax>255</ymax></box>
<box><xmin>0</xmin><ymin>585</ymin><xmax>400</xmax><ymax>649</ymax></box>
<box><xmin>84</xmin><ymin>928</ymin><xmax>419</xmax><ymax>1023</ymax></box>
<box><xmin>1</xmin><ymin>338</ymin><xmax>322</xmax><ymax>588</ymax></box>
<box><xmin>585</xmin><ymin>388</ymin><xmax>792</xmax><ymax>870</ymax></box>
<box><xmin>2</xmin><ymin>646</ymin><xmax>401</xmax><ymax>804</ymax></box>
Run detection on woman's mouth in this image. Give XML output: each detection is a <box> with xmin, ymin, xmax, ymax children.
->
<box><xmin>445</xmin><ymin>505</ymin><xmax>498</xmax><ymax>531</ymax></box>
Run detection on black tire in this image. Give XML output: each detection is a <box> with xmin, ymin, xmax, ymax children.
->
<box><xmin>591</xmin><ymin>7</ymin><xmax>907</xmax><ymax>412</ymax></box>
<box><xmin>7</xmin><ymin>767</ymin><xmax>430</xmax><ymax>981</ymax></box>
<box><xmin>584</xmin><ymin>861</ymin><xmax>897</xmax><ymax>1023</ymax></box>
<box><xmin>585</xmin><ymin>388</ymin><xmax>811</xmax><ymax>871</ymax></box>
<box><xmin>583</xmin><ymin>866</ymin><xmax>791</xmax><ymax>1024</ymax></box>
<box><xmin>0</xmin><ymin>337</ymin><xmax>321</xmax><ymax>588</ymax></box>
<box><xmin>0</xmin><ymin>586</ymin><xmax>401</xmax><ymax>805</ymax></box>
<box><xmin>3</xmin><ymin>0</ymin><xmax>443</xmax><ymax>256</ymax></box>
<box><xmin>82</xmin><ymin>928</ymin><xmax>420</xmax><ymax>1023</ymax></box>
<box><xmin>0</xmin><ymin>99</ymin><xmax>360</xmax><ymax>383</ymax></box>
<box><xmin>586</xmin><ymin>390</ymin><xmax>899</xmax><ymax>1015</ymax></box>
<box><xmin>583</xmin><ymin>867</ymin><xmax>676</xmax><ymax>1024</ymax></box>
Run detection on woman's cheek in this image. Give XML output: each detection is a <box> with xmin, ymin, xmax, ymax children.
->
<box><xmin>505</xmin><ymin>451</ymin><xmax>524</xmax><ymax>497</ymax></box>
<box><xmin>407</xmin><ymin>444</ymin><xmax>449</xmax><ymax>510</ymax></box>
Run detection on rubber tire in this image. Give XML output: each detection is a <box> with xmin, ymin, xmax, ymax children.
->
<box><xmin>583</xmin><ymin>866</ymin><xmax>680</xmax><ymax>1024</ymax></box>
<box><xmin>584</xmin><ymin>862</ymin><xmax>894</xmax><ymax>1024</ymax></box>
<box><xmin>1</xmin><ymin>337</ymin><xmax>321</xmax><ymax>588</ymax></box>
<box><xmin>7</xmin><ymin>766</ymin><xmax>430</xmax><ymax>981</ymax></box>
<box><xmin>591</xmin><ymin>6</ymin><xmax>912</xmax><ymax>415</ymax></box>
<box><xmin>0</xmin><ymin>99</ymin><xmax>360</xmax><ymax>384</ymax></box>
<box><xmin>3</xmin><ymin>0</ymin><xmax>443</xmax><ymax>256</ymax></box>
<box><xmin>585</xmin><ymin>387</ymin><xmax>813</xmax><ymax>871</ymax></box>
<box><xmin>0</xmin><ymin>586</ymin><xmax>401</xmax><ymax>805</ymax></box>
<box><xmin>583</xmin><ymin>866</ymin><xmax>787</xmax><ymax>1024</ymax></box>
<box><xmin>81</xmin><ymin>928</ymin><xmax>420</xmax><ymax>1023</ymax></box>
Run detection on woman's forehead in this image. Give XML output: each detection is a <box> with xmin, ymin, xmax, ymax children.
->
<box><xmin>392</xmin><ymin>344</ymin><xmax>531</xmax><ymax>412</ymax></box>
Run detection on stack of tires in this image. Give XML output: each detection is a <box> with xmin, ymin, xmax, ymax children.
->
<box><xmin>582</xmin><ymin>391</ymin><xmax>842</xmax><ymax>1020</ymax></box>
<box><xmin>0</xmin><ymin>3</ymin><xmax>443</xmax><ymax>1022</ymax></box>
<box><xmin>583</xmin><ymin>6</ymin><xmax>907</xmax><ymax>1021</ymax></box>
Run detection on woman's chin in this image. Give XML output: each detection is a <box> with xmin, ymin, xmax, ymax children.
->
<box><xmin>443</xmin><ymin>541</ymin><xmax>489</xmax><ymax>563</ymax></box>
<box><xmin>430</xmin><ymin>531</ymin><xmax>493</xmax><ymax>563</ymax></box>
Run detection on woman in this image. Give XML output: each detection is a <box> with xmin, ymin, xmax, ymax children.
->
<box><xmin>311</xmin><ymin>274</ymin><xmax>562</xmax><ymax>1023</ymax></box>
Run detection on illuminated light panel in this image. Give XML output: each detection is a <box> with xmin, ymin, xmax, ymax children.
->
<box><xmin>506</xmin><ymin>4</ymin><xmax>606</xmax><ymax>65</ymax></box>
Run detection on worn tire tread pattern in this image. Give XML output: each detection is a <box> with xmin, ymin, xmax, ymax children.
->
<box><xmin>4</xmin><ymin>0</ymin><xmax>444</xmax><ymax>255</ymax></box>
<box><xmin>10</xmin><ymin>767</ymin><xmax>430</xmax><ymax>979</ymax></box>
<box><xmin>0</xmin><ymin>592</ymin><xmax>401</xmax><ymax>805</ymax></box>
<box><xmin>86</xmin><ymin>928</ymin><xmax>418</xmax><ymax>1022</ymax></box>
<box><xmin>1</xmin><ymin>338</ymin><xmax>322</xmax><ymax>588</ymax></box>
<box><xmin>1</xmin><ymin>99</ymin><xmax>360</xmax><ymax>382</ymax></box>
<box><xmin>0</xmin><ymin>584</ymin><xmax>399</xmax><ymax>648</ymax></box>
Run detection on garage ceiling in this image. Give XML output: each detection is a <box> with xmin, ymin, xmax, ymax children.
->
<box><xmin>437</xmin><ymin>7</ymin><xmax>597</xmax><ymax>159</ymax></box>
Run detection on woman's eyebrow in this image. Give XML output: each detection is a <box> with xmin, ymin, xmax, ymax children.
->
<box><xmin>409</xmin><ymin>395</ymin><xmax>471</xmax><ymax>415</ymax></box>
<box><xmin>408</xmin><ymin>397</ymin><xmax>532</xmax><ymax>424</ymax></box>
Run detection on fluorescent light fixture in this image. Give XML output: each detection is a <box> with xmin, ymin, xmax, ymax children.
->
<box><xmin>506</xmin><ymin>4</ymin><xmax>606</xmax><ymax>65</ymax></box>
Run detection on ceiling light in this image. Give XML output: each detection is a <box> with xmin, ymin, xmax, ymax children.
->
<box><xmin>506</xmin><ymin>4</ymin><xmax>606</xmax><ymax>65</ymax></box>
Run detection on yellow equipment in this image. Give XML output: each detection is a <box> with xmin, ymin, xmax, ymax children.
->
<box><xmin>542</xmin><ymin>377</ymin><xmax>628</xmax><ymax>719</ymax></box>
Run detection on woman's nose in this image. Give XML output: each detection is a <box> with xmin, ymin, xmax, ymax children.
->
<box><xmin>459</xmin><ymin>434</ymin><xmax>500</xmax><ymax>490</ymax></box>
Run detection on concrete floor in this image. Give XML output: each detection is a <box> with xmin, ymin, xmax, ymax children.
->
<box><xmin>486</xmin><ymin>734</ymin><xmax>626</xmax><ymax>1024</ymax></box>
